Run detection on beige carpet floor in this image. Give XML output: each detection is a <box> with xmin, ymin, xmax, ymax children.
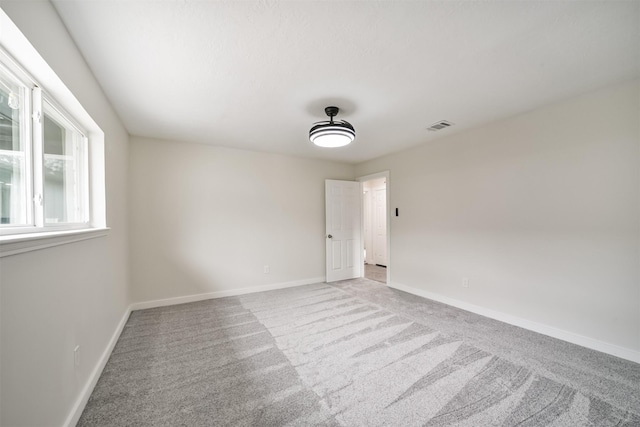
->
<box><xmin>78</xmin><ymin>279</ymin><xmax>640</xmax><ymax>426</ymax></box>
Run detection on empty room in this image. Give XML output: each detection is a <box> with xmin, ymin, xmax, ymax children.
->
<box><xmin>0</xmin><ymin>1</ymin><xmax>639</xmax><ymax>426</ymax></box>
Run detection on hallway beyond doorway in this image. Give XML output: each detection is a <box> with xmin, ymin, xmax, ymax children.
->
<box><xmin>364</xmin><ymin>263</ymin><xmax>386</xmax><ymax>283</ymax></box>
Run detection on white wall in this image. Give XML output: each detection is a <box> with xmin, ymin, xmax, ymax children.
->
<box><xmin>130</xmin><ymin>137</ymin><xmax>354</xmax><ymax>303</ymax></box>
<box><xmin>0</xmin><ymin>2</ymin><xmax>130</xmax><ymax>426</ymax></box>
<box><xmin>356</xmin><ymin>80</ymin><xmax>640</xmax><ymax>354</ymax></box>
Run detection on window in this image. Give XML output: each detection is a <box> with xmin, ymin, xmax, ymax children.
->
<box><xmin>42</xmin><ymin>99</ymin><xmax>88</xmax><ymax>225</ymax></box>
<box><xmin>0</xmin><ymin>61</ymin><xmax>29</xmax><ymax>226</ymax></box>
<box><xmin>0</xmin><ymin>51</ymin><xmax>91</xmax><ymax>236</ymax></box>
<box><xmin>0</xmin><ymin>12</ymin><xmax>106</xmax><ymax>256</ymax></box>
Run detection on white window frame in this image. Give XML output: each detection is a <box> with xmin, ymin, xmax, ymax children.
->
<box><xmin>0</xmin><ymin>59</ymin><xmax>33</xmax><ymax>228</ymax></box>
<box><xmin>0</xmin><ymin>51</ymin><xmax>91</xmax><ymax>234</ymax></box>
<box><xmin>41</xmin><ymin>93</ymin><xmax>91</xmax><ymax>230</ymax></box>
<box><xmin>0</xmin><ymin>9</ymin><xmax>108</xmax><ymax>257</ymax></box>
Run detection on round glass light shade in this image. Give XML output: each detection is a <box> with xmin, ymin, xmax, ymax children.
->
<box><xmin>309</xmin><ymin>121</ymin><xmax>355</xmax><ymax>148</ymax></box>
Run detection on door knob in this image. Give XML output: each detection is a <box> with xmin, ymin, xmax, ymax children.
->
<box><xmin>327</xmin><ymin>234</ymin><xmax>333</xmax><ymax>239</ymax></box>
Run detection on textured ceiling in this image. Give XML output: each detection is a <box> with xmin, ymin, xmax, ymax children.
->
<box><xmin>51</xmin><ymin>0</ymin><xmax>639</xmax><ymax>164</ymax></box>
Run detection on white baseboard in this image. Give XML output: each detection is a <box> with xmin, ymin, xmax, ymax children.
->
<box><xmin>63</xmin><ymin>306</ymin><xmax>132</xmax><ymax>427</ymax></box>
<box><xmin>389</xmin><ymin>281</ymin><xmax>640</xmax><ymax>365</ymax></box>
<box><xmin>130</xmin><ymin>277</ymin><xmax>326</xmax><ymax>311</ymax></box>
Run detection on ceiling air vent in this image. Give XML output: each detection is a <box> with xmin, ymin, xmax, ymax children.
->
<box><xmin>427</xmin><ymin>120</ymin><xmax>454</xmax><ymax>131</ymax></box>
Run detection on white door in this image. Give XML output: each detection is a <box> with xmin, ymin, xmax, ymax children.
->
<box><xmin>326</xmin><ymin>180</ymin><xmax>362</xmax><ymax>282</ymax></box>
<box><xmin>373</xmin><ymin>186</ymin><xmax>387</xmax><ymax>266</ymax></box>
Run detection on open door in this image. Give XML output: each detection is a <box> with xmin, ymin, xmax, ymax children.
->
<box><xmin>325</xmin><ymin>180</ymin><xmax>362</xmax><ymax>282</ymax></box>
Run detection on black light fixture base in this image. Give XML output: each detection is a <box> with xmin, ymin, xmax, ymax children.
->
<box><xmin>324</xmin><ymin>106</ymin><xmax>339</xmax><ymax>117</ymax></box>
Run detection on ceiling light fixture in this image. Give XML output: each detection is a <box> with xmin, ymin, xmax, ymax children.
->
<box><xmin>309</xmin><ymin>106</ymin><xmax>355</xmax><ymax>148</ymax></box>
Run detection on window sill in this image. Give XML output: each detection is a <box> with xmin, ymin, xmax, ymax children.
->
<box><xmin>0</xmin><ymin>227</ymin><xmax>110</xmax><ymax>258</ymax></box>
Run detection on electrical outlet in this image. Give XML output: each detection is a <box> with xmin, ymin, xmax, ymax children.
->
<box><xmin>462</xmin><ymin>278</ymin><xmax>470</xmax><ymax>288</ymax></box>
<box><xmin>263</xmin><ymin>265</ymin><xmax>270</xmax><ymax>274</ymax></box>
<box><xmin>74</xmin><ymin>345</ymin><xmax>80</xmax><ymax>367</ymax></box>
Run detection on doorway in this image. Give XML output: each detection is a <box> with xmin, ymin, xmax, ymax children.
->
<box><xmin>359</xmin><ymin>172</ymin><xmax>389</xmax><ymax>284</ymax></box>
